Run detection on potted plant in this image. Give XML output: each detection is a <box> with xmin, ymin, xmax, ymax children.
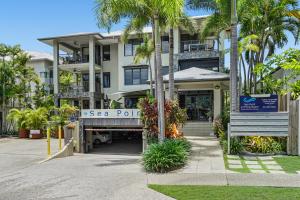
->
<box><xmin>7</xmin><ymin>108</ymin><xmax>30</xmax><ymax>138</ymax></box>
<box><xmin>51</xmin><ymin>104</ymin><xmax>78</xmax><ymax>138</ymax></box>
<box><xmin>25</xmin><ymin>108</ymin><xmax>48</xmax><ymax>139</ymax></box>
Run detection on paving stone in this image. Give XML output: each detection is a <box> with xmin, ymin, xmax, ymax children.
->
<box><xmin>228</xmin><ymin>160</ymin><xmax>242</xmax><ymax>165</ymax></box>
<box><xmin>258</xmin><ymin>156</ymin><xmax>274</xmax><ymax>161</ymax></box>
<box><xmin>261</xmin><ymin>161</ymin><xmax>277</xmax><ymax>165</ymax></box>
<box><xmin>266</xmin><ymin>165</ymin><xmax>283</xmax><ymax>170</ymax></box>
<box><xmin>227</xmin><ymin>155</ymin><xmax>240</xmax><ymax>159</ymax></box>
<box><xmin>250</xmin><ymin>169</ymin><xmax>267</xmax><ymax>174</ymax></box>
<box><xmin>228</xmin><ymin>164</ymin><xmax>243</xmax><ymax>169</ymax></box>
<box><xmin>245</xmin><ymin>161</ymin><xmax>259</xmax><ymax>165</ymax></box>
<box><xmin>269</xmin><ymin>170</ymin><xmax>286</xmax><ymax>174</ymax></box>
<box><xmin>247</xmin><ymin>164</ymin><xmax>263</xmax><ymax>169</ymax></box>
<box><xmin>243</xmin><ymin>156</ymin><xmax>258</xmax><ymax>161</ymax></box>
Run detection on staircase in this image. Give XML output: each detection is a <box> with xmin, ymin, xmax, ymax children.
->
<box><xmin>180</xmin><ymin>121</ymin><xmax>213</xmax><ymax>136</ymax></box>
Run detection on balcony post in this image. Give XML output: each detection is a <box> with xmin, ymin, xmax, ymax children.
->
<box><xmin>53</xmin><ymin>40</ymin><xmax>59</xmax><ymax>106</ymax></box>
<box><xmin>89</xmin><ymin>36</ymin><xmax>95</xmax><ymax>109</ymax></box>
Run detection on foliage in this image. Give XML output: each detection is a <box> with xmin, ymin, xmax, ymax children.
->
<box><xmin>143</xmin><ymin>139</ymin><xmax>189</xmax><ymax>172</ymax></box>
<box><xmin>7</xmin><ymin>109</ymin><xmax>31</xmax><ymax>129</ymax></box>
<box><xmin>274</xmin><ymin>156</ymin><xmax>300</xmax><ymax>174</ymax></box>
<box><xmin>24</xmin><ymin>107</ymin><xmax>48</xmax><ymax>130</ymax></box>
<box><xmin>243</xmin><ymin>136</ymin><xmax>284</xmax><ymax>154</ymax></box>
<box><xmin>109</xmin><ymin>97</ymin><xmax>122</xmax><ymax>109</ymax></box>
<box><xmin>138</xmin><ymin>96</ymin><xmax>187</xmax><ymax>138</ymax></box>
<box><xmin>221</xmin><ymin>137</ymin><xmax>244</xmax><ymax>155</ymax></box>
<box><xmin>59</xmin><ymin>71</ymin><xmax>75</xmax><ymax>92</ymax></box>
<box><xmin>32</xmin><ymin>83</ymin><xmax>54</xmax><ymax>109</ymax></box>
<box><xmin>51</xmin><ymin>104</ymin><xmax>78</xmax><ymax>126</ymax></box>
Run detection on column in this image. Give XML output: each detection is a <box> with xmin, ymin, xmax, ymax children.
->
<box><xmin>53</xmin><ymin>40</ymin><xmax>59</xmax><ymax>106</ymax></box>
<box><xmin>213</xmin><ymin>84</ymin><xmax>222</xmax><ymax>120</ymax></box>
<box><xmin>89</xmin><ymin>37</ymin><xmax>95</xmax><ymax>109</ymax></box>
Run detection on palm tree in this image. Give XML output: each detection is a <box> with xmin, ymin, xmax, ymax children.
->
<box><xmin>95</xmin><ymin>0</ymin><xmax>185</xmax><ymax>142</ymax></box>
<box><xmin>133</xmin><ymin>36</ymin><xmax>155</xmax><ymax>95</ymax></box>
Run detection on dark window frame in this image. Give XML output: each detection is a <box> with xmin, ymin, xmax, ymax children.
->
<box><xmin>124</xmin><ymin>66</ymin><xmax>148</xmax><ymax>85</ymax></box>
<box><xmin>124</xmin><ymin>39</ymin><xmax>143</xmax><ymax>56</ymax></box>
<box><xmin>102</xmin><ymin>45</ymin><xmax>110</xmax><ymax>61</ymax></box>
<box><xmin>103</xmin><ymin>72</ymin><xmax>111</xmax><ymax>88</ymax></box>
<box><xmin>161</xmin><ymin>36</ymin><xmax>169</xmax><ymax>54</ymax></box>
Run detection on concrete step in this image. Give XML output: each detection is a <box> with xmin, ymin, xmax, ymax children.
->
<box><xmin>180</xmin><ymin>122</ymin><xmax>213</xmax><ymax>136</ymax></box>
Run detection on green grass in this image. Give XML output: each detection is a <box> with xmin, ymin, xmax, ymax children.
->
<box><xmin>223</xmin><ymin>155</ymin><xmax>250</xmax><ymax>173</ymax></box>
<box><xmin>274</xmin><ymin>156</ymin><xmax>300</xmax><ymax>174</ymax></box>
<box><xmin>149</xmin><ymin>185</ymin><xmax>300</xmax><ymax>200</ymax></box>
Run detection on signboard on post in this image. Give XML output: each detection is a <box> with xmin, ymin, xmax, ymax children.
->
<box><xmin>240</xmin><ymin>94</ymin><xmax>278</xmax><ymax>112</ymax></box>
<box><xmin>81</xmin><ymin>109</ymin><xmax>140</xmax><ymax>118</ymax></box>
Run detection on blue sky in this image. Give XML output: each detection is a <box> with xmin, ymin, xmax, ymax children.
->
<box><xmin>0</xmin><ymin>0</ymin><xmax>299</xmax><ymax>68</ymax></box>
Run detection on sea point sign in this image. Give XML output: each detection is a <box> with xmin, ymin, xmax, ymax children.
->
<box><xmin>81</xmin><ymin>109</ymin><xmax>141</xmax><ymax>119</ymax></box>
<box><xmin>240</xmin><ymin>94</ymin><xmax>278</xmax><ymax>112</ymax></box>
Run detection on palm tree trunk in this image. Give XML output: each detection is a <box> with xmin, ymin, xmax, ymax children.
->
<box><xmin>230</xmin><ymin>0</ymin><xmax>238</xmax><ymax>112</ymax></box>
<box><xmin>148</xmin><ymin>58</ymin><xmax>153</xmax><ymax>96</ymax></box>
<box><xmin>154</xmin><ymin>15</ymin><xmax>165</xmax><ymax>142</ymax></box>
<box><xmin>168</xmin><ymin>27</ymin><xmax>175</xmax><ymax>100</ymax></box>
<box><xmin>241</xmin><ymin>55</ymin><xmax>247</xmax><ymax>94</ymax></box>
<box><xmin>152</xmin><ymin>22</ymin><xmax>158</xmax><ymax>98</ymax></box>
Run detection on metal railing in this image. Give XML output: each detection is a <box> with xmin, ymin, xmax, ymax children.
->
<box><xmin>59</xmin><ymin>54</ymin><xmax>89</xmax><ymax>65</ymax></box>
<box><xmin>59</xmin><ymin>85</ymin><xmax>89</xmax><ymax>98</ymax></box>
<box><xmin>180</xmin><ymin>39</ymin><xmax>218</xmax><ymax>53</ymax></box>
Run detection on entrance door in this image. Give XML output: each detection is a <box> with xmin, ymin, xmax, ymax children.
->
<box><xmin>179</xmin><ymin>90</ymin><xmax>213</xmax><ymax>121</ymax></box>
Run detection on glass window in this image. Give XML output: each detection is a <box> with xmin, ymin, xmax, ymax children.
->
<box><xmin>103</xmin><ymin>72</ymin><xmax>110</xmax><ymax>88</ymax></box>
<box><xmin>161</xmin><ymin>66</ymin><xmax>169</xmax><ymax>76</ymax></box>
<box><xmin>124</xmin><ymin>39</ymin><xmax>143</xmax><ymax>56</ymax></box>
<box><xmin>124</xmin><ymin>66</ymin><xmax>148</xmax><ymax>85</ymax></box>
<box><xmin>124</xmin><ymin>43</ymin><xmax>133</xmax><ymax>56</ymax></box>
<box><xmin>161</xmin><ymin>36</ymin><xmax>169</xmax><ymax>53</ymax></box>
<box><xmin>39</xmin><ymin>72</ymin><xmax>48</xmax><ymax>78</ymax></box>
<box><xmin>103</xmin><ymin>45</ymin><xmax>110</xmax><ymax>61</ymax></box>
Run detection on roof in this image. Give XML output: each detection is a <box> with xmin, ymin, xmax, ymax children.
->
<box><xmin>163</xmin><ymin>67</ymin><xmax>230</xmax><ymax>83</ymax></box>
<box><xmin>38</xmin><ymin>32</ymin><xmax>104</xmax><ymax>41</ymax></box>
<box><xmin>26</xmin><ymin>51</ymin><xmax>53</xmax><ymax>62</ymax></box>
<box><xmin>101</xmin><ymin>27</ymin><xmax>153</xmax><ymax>38</ymax></box>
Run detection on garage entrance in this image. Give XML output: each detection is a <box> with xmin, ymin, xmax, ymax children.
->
<box><xmin>79</xmin><ymin>109</ymin><xmax>143</xmax><ymax>154</ymax></box>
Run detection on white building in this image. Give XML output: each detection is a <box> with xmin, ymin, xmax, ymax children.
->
<box><xmin>38</xmin><ymin>16</ymin><xmax>229</xmax><ymax>134</ymax></box>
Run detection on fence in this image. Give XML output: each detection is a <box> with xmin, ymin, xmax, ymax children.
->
<box><xmin>288</xmin><ymin>99</ymin><xmax>300</xmax><ymax>155</ymax></box>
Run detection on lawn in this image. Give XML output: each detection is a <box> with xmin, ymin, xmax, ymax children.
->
<box><xmin>274</xmin><ymin>156</ymin><xmax>300</xmax><ymax>174</ymax></box>
<box><xmin>223</xmin><ymin>155</ymin><xmax>250</xmax><ymax>173</ymax></box>
<box><xmin>149</xmin><ymin>185</ymin><xmax>300</xmax><ymax>200</ymax></box>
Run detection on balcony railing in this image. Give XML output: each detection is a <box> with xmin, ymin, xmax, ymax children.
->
<box><xmin>180</xmin><ymin>40</ymin><xmax>218</xmax><ymax>53</ymax></box>
<box><xmin>58</xmin><ymin>86</ymin><xmax>89</xmax><ymax>98</ymax></box>
<box><xmin>59</xmin><ymin>54</ymin><xmax>89</xmax><ymax>65</ymax></box>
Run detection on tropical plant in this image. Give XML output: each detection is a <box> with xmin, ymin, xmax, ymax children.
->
<box><xmin>25</xmin><ymin>107</ymin><xmax>48</xmax><ymax>130</ymax></box>
<box><xmin>134</xmin><ymin>36</ymin><xmax>154</xmax><ymax>95</ymax></box>
<box><xmin>222</xmin><ymin>137</ymin><xmax>244</xmax><ymax>155</ymax></box>
<box><xmin>51</xmin><ymin>104</ymin><xmax>78</xmax><ymax>126</ymax></box>
<box><xmin>6</xmin><ymin>108</ymin><xmax>30</xmax><ymax>129</ymax></box>
<box><xmin>243</xmin><ymin>136</ymin><xmax>284</xmax><ymax>154</ymax></box>
<box><xmin>143</xmin><ymin>138</ymin><xmax>189</xmax><ymax>172</ymax></box>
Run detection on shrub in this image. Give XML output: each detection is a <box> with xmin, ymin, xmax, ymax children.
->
<box><xmin>143</xmin><ymin>139</ymin><xmax>189</xmax><ymax>173</ymax></box>
<box><xmin>243</xmin><ymin>136</ymin><xmax>284</xmax><ymax>154</ymax></box>
<box><xmin>222</xmin><ymin>137</ymin><xmax>244</xmax><ymax>155</ymax></box>
<box><xmin>172</xmin><ymin>137</ymin><xmax>192</xmax><ymax>152</ymax></box>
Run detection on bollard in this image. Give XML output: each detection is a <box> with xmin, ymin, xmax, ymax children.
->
<box><xmin>58</xmin><ymin>125</ymin><xmax>62</xmax><ymax>151</ymax></box>
<box><xmin>47</xmin><ymin>127</ymin><xmax>51</xmax><ymax>156</ymax></box>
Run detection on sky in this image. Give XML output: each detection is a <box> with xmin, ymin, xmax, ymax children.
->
<box><xmin>0</xmin><ymin>0</ymin><xmax>299</xmax><ymax>68</ymax></box>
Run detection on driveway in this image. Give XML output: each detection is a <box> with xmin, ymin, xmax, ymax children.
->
<box><xmin>0</xmin><ymin>138</ymin><xmax>173</xmax><ymax>200</ymax></box>
<box><xmin>0</xmin><ymin>137</ymin><xmax>61</xmax><ymax>175</ymax></box>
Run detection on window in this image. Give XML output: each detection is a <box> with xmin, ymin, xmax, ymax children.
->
<box><xmin>161</xmin><ymin>36</ymin><xmax>169</xmax><ymax>53</ymax></box>
<box><xmin>124</xmin><ymin>39</ymin><xmax>143</xmax><ymax>56</ymax></box>
<box><xmin>124</xmin><ymin>66</ymin><xmax>148</xmax><ymax>85</ymax></box>
<box><xmin>161</xmin><ymin>66</ymin><xmax>169</xmax><ymax>76</ymax></box>
<box><xmin>103</xmin><ymin>72</ymin><xmax>111</xmax><ymax>88</ymax></box>
<box><xmin>103</xmin><ymin>45</ymin><xmax>110</xmax><ymax>61</ymax></box>
<box><xmin>40</xmin><ymin>72</ymin><xmax>48</xmax><ymax>78</ymax></box>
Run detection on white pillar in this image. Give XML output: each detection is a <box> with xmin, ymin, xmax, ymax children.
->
<box><xmin>213</xmin><ymin>85</ymin><xmax>222</xmax><ymax>120</ymax></box>
<box><xmin>53</xmin><ymin>40</ymin><xmax>59</xmax><ymax>94</ymax></box>
<box><xmin>89</xmin><ymin>37</ymin><xmax>95</xmax><ymax>109</ymax></box>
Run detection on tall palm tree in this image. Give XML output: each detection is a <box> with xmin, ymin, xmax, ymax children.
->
<box><xmin>133</xmin><ymin>36</ymin><xmax>155</xmax><ymax>95</ymax></box>
<box><xmin>95</xmin><ymin>0</ymin><xmax>184</xmax><ymax>142</ymax></box>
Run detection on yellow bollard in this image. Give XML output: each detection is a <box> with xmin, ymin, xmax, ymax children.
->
<box><xmin>58</xmin><ymin>125</ymin><xmax>62</xmax><ymax>151</ymax></box>
<box><xmin>47</xmin><ymin>128</ymin><xmax>51</xmax><ymax>156</ymax></box>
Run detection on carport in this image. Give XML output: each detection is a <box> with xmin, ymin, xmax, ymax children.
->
<box><xmin>79</xmin><ymin>109</ymin><xmax>143</xmax><ymax>153</ymax></box>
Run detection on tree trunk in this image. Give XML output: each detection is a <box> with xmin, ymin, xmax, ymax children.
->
<box><xmin>154</xmin><ymin>15</ymin><xmax>165</xmax><ymax>142</ymax></box>
<box><xmin>168</xmin><ymin>27</ymin><xmax>175</xmax><ymax>100</ymax></box>
<box><xmin>241</xmin><ymin>55</ymin><xmax>247</xmax><ymax>94</ymax></box>
<box><xmin>230</xmin><ymin>0</ymin><xmax>238</xmax><ymax>112</ymax></box>
<box><xmin>148</xmin><ymin>58</ymin><xmax>153</xmax><ymax>96</ymax></box>
<box><xmin>152</xmin><ymin>22</ymin><xmax>158</xmax><ymax>98</ymax></box>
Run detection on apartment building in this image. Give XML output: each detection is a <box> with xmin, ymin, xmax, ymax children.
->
<box><xmin>38</xmin><ymin>16</ymin><xmax>229</xmax><ymax>128</ymax></box>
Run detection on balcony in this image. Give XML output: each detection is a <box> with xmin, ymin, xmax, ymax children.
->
<box><xmin>58</xmin><ymin>86</ymin><xmax>90</xmax><ymax>99</ymax></box>
<box><xmin>59</xmin><ymin>54</ymin><xmax>89</xmax><ymax>65</ymax></box>
<box><xmin>180</xmin><ymin>39</ymin><xmax>218</xmax><ymax>53</ymax></box>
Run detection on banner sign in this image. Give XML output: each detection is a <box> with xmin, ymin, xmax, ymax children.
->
<box><xmin>81</xmin><ymin>109</ymin><xmax>140</xmax><ymax>118</ymax></box>
<box><xmin>240</xmin><ymin>95</ymin><xmax>278</xmax><ymax>112</ymax></box>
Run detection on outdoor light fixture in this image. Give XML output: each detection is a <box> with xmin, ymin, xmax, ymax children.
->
<box><xmin>214</xmin><ymin>85</ymin><xmax>220</xmax><ymax>89</ymax></box>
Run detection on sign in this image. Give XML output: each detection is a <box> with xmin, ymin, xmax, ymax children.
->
<box><xmin>240</xmin><ymin>95</ymin><xmax>278</xmax><ymax>112</ymax></box>
<box><xmin>81</xmin><ymin>109</ymin><xmax>140</xmax><ymax>118</ymax></box>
